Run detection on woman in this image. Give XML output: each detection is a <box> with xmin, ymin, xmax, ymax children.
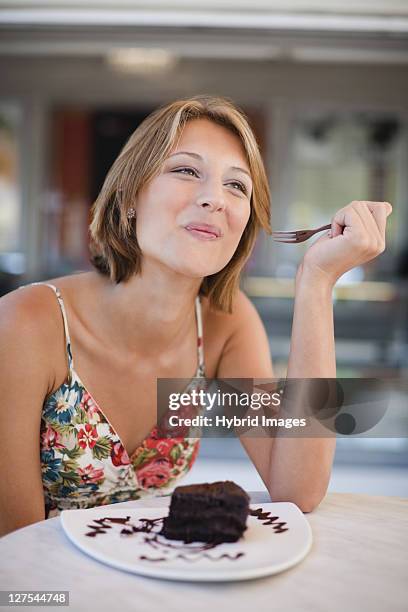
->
<box><xmin>0</xmin><ymin>95</ymin><xmax>392</xmax><ymax>536</ymax></box>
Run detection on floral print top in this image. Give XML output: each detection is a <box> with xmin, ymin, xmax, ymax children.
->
<box><xmin>24</xmin><ymin>283</ymin><xmax>206</xmax><ymax>519</ymax></box>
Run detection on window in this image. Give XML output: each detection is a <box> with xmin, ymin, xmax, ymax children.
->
<box><xmin>0</xmin><ymin>102</ymin><xmax>24</xmax><ymax>275</ymax></box>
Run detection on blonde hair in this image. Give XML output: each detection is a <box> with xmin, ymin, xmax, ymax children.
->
<box><xmin>89</xmin><ymin>94</ymin><xmax>271</xmax><ymax>313</ymax></box>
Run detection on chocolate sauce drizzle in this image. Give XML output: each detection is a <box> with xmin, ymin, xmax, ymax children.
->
<box><xmin>250</xmin><ymin>508</ymin><xmax>289</xmax><ymax>533</ymax></box>
<box><xmin>85</xmin><ymin>515</ymin><xmax>242</xmax><ymax>562</ymax></box>
<box><xmin>85</xmin><ymin>517</ymin><xmax>121</xmax><ymax>535</ymax></box>
<box><xmin>140</xmin><ymin>552</ymin><xmax>244</xmax><ymax>563</ymax></box>
<box><xmin>84</xmin><ymin>507</ymin><xmax>288</xmax><ymax>563</ymax></box>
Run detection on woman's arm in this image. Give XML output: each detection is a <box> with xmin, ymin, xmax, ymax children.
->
<box><xmin>265</xmin><ymin>265</ymin><xmax>337</xmax><ymax>511</ymax></box>
<box><xmin>216</xmin><ymin>200</ymin><xmax>392</xmax><ymax>512</ymax></box>
<box><xmin>0</xmin><ymin>290</ymin><xmax>55</xmax><ymax>536</ymax></box>
<box><xmin>216</xmin><ymin>288</ymin><xmax>332</xmax><ymax>512</ymax></box>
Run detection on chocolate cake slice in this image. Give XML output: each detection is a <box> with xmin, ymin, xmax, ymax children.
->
<box><xmin>161</xmin><ymin>480</ymin><xmax>250</xmax><ymax>543</ymax></box>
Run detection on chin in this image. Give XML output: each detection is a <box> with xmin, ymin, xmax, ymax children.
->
<box><xmin>177</xmin><ymin>263</ymin><xmax>220</xmax><ymax>278</ymax></box>
<box><xmin>150</xmin><ymin>246</ymin><xmax>233</xmax><ymax>279</ymax></box>
<box><xmin>169</xmin><ymin>257</ymin><xmax>228</xmax><ymax>279</ymax></box>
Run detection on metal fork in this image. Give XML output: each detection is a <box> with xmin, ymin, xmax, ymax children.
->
<box><xmin>272</xmin><ymin>223</ymin><xmax>332</xmax><ymax>243</ymax></box>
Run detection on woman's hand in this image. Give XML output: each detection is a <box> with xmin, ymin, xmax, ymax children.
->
<box><xmin>299</xmin><ymin>200</ymin><xmax>393</xmax><ymax>286</ymax></box>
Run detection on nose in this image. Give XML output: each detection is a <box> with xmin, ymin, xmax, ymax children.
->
<box><xmin>195</xmin><ymin>183</ymin><xmax>226</xmax><ymax>213</ymax></box>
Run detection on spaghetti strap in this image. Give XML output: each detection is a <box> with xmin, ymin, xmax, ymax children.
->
<box><xmin>195</xmin><ymin>295</ymin><xmax>206</xmax><ymax>378</ymax></box>
<box><xmin>20</xmin><ymin>282</ymin><xmax>75</xmax><ymax>375</ymax></box>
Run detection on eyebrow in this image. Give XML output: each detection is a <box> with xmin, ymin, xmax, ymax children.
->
<box><xmin>168</xmin><ymin>151</ymin><xmax>252</xmax><ymax>181</ymax></box>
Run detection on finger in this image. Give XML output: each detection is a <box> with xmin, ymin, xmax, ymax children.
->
<box><xmin>363</xmin><ymin>201</ymin><xmax>392</xmax><ymax>239</ymax></box>
<box><xmin>352</xmin><ymin>202</ymin><xmax>382</xmax><ymax>243</ymax></box>
<box><xmin>331</xmin><ymin>205</ymin><xmax>365</xmax><ymax>238</ymax></box>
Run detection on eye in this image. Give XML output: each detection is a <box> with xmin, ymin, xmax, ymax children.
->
<box><xmin>172</xmin><ymin>167</ymin><xmax>199</xmax><ymax>177</ymax></box>
<box><xmin>228</xmin><ymin>181</ymin><xmax>247</xmax><ymax>195</ymax></box>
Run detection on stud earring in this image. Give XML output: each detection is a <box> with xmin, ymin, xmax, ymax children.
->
<box><xmin>127</xmin><ymin>207</ymin><xmax>136</xmax><ymax>219</ymax></box>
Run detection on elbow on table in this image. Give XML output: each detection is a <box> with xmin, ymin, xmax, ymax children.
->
<box><xmin>296</xmin><ymin>496</ymin><xmax>322</xmax><ymax>514</ymax></box>
<box><xmin>267</xmin><ymin>489</ymin><xmax>325</xmax><ymax>513</ymax></box>
<box><xmin>0</xmin><ymin>509</ymin><xmax>46</xmax><ymax>538</ymax></box>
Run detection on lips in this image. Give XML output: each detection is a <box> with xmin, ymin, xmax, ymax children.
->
<box><xmin>184</xmin><ymin>222</ymin><xmax>223</xmax><ymax>239</ymax></box>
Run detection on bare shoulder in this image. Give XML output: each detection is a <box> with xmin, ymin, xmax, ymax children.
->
<box><xmin>201</xmin><ymin>289</ymin><xmax>262</xmax><ymax>338</ymax></box>
<box><xmin>199</xmin><ymin>290</ymin><xmax>272</xmax><ymax>378</ymax></box>
<box><xmin>0</xmin><ymin>283</ymin><xmax>54</xmax><ymax>335</ymax></box>
<box><xmin>0</xmin><ymin>275</ymin><xmax>85</xmax><ymax>372</ymax></box>
<box><xmin>230</xmin><ymin>289</ymin><xmax>261</xmax><ymax>321</ymax></box>
<box><xmin>0</xmin><ymin>277</ymin><xmax>65</xmax><ymax>336</ymax></box>
<box><xmin>202</xmin><ymin>290</ymin><xmax>273</xmax><ymax>378</ymax></box>
<box><xmin>0</xmin><ymin>271</ymin><xmax>93</xmax><ymax>329</ymax></box>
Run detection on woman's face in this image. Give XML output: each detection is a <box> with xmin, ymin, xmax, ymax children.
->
<box><xmin>134</xmin><ymin>118</ymin><xmax>252</xmax><ymax>279</ymax></box>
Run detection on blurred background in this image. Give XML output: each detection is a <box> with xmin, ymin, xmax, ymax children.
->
<box><xmin>0</xmin><ymin>0</ymin><xmax>407</xmax><ymax>497</ymax></box>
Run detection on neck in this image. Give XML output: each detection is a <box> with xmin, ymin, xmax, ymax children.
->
<box><xmin>92</xmin><ymin>262</ymin><xmax>203</xmax><ymax>357</ymax></box>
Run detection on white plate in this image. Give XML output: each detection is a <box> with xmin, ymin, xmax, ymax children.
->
<box><xmin>61</xmin><ymin>503</ymin><xmax>312</xmax><ymax>582</ymax></box>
